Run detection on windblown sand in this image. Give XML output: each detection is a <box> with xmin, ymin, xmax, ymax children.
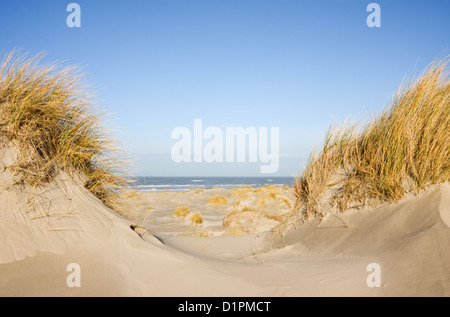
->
<box><xmin>0</xmin><ymin>146</ymin><xmax>449</xmax><ymax>296</ymax></box>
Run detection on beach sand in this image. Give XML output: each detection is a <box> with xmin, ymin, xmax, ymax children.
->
<box><xmin>1</xmin><ymin>143</ymin><xmax>449</xmax><ymax>297</ymax></box>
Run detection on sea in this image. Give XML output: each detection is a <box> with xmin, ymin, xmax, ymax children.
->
<box><xmin>128</xmin><ymin>176</ymin><xmax>295</xmax><ymax>192</ymax></box>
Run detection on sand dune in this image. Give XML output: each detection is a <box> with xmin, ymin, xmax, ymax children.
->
<box><xmin>0</xmin><ymin>143</ymin><xmax>449</xmax><ymax>296</ymax></box>
<box><xmin>1</xmin><ymin>50</ymin><xmax>448</xmax><ymax>297</ymax></box>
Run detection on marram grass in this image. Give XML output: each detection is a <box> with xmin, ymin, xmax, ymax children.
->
<box><xmin>207</xmin><ymin>194</ymin><xmax>228</xmax><ymax>205</ymax></box>
<box><xmin>295</xmin><ymin>58</ymin><xmax>450</xmax><ymax>220</ymax></box>
<box><xmin>0</xmin><ymin>50</ymin><xmax>129</xmax><ymax>213</ymax></box>
<box><xmin>189</xmin><ymin>212</ymin><xmax>203</xmax><ymax>225</ymax></box>
<box><xmin>174</xmin><ymin>206</ymin><xmax>190</xmax><ymax>218</ymax></box>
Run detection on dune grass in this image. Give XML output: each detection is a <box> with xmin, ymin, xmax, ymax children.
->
<box><xmin>207</xmin><ymin>194</ymin><xmax>228</xmax><ymax>205</ymax></box>
<box><xmin>189</xmin><ymin>212</ymin><xmax>203</xmax><ymax>225</ymax></box>
<box><xmin>0</xmin><ymin>50</ymin><xmax>128</xmax><ymax>212</ymax></box>
<box><xmin>174</xmin><ymin>206</ymin><xmax>190</xmax><ymax>218</ymax></box>
<box><xmin>294</xmin><ymin>58</ymin><xmax>450</xmax><ymax>220</ymax></box>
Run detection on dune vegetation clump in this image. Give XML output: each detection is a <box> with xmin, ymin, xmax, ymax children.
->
<box><xmin>0</xmin><ymin>50</ymin><xmax>128</xmax><ymax>212</ymax></box>
<box><xmin>229</xmin><ymin>186</ymin><xmax>252</xmax><ymax>199</ymax></box>
<box><xmin>174</xmin><ymin>206</ymin><xmax>190</xmax><ymax>218</ymax></box>
<box><xmin>294</xmin><ymin>58</ymin><xmax>450</xmax><ymax>220</ymax></box>
<box><xmin>189</xmin><ymin>212</ymin><xmax>203</xmax><ymax>225</ymax></box>
<box><xmin>220</xmin><ymin>183</ymin><xmax>295</xmax><ymax>235</ymax></box>
<box><xmin>207</xmin><ymin>194</ymin><xmax>228</xmax><ymax>205</ymax></box>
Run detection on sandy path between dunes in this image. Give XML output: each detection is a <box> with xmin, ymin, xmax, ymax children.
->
<box><xmin>0</xmin><ymin>169</ymin><xmax>449</xmax><ymax>296</ymax></box>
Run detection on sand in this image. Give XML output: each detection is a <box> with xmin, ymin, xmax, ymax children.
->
<box><xmin>0</xmin><ymin>145</ymin><xmax>449</xmax><ymax>296</ymax></box>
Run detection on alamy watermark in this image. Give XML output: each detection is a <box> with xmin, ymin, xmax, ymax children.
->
<box><xmin>65</xmin><ymin>3</ymin><xmax>379</xmax><ymax>28</ymax></box>
<box><xmin>63</xmin><ymin>262</ymin><xmax>381</xmax><ymax>290</ymax></box>
<box><xmin>171</xmin><ymin>119</ymin><xmax>279</xmax><ymax>173</ymax></box>
<box><xmin>66</xmin><ymin>3</ymin><xmax>81</xmax><ymax>28</ymax></box>
<box><xmin>366</xmin><ymin>3</ymin><xmax>381</xmax><ymax>28</ymax></box>
<box><xmin>366</xmin><ymin>263</ymin><xmax>381</xmax><ymax>287</ymax></box>
<box><xmin>66</xmin><ymin>263</ymin><xmax>81</xmax><ymax>287</ymax></box>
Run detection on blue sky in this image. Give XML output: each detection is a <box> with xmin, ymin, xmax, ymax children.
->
<box><xmin>0</xmin><ymin>0</ymin><xmax>449</xmax><ymax>176</ymax></box>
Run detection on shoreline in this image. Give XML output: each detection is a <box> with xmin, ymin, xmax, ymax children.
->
<box><xmin>127</xmin><ymin>176</ymin><xmax>295</xmax><ymax>193</ymax></box>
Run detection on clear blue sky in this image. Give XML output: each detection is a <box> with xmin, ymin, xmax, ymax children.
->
<box><xmin>1</xmin><ymin>0</ymin><xmax>449</xmax><ymax>176</ymax></box>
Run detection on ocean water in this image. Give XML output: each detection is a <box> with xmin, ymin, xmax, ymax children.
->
<box><xmin>128</xmin><ymin>176</ymin><xmax>295</xmax><ymax>192</ymax></box>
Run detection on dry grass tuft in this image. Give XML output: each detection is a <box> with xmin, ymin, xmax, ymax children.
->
<box><xmin>189</xmin><ymin>212</ymin><xmax>203</xmax><ymax>225</ymax></box>
<box><xmin>174</xmin><ymin>206</ymin><xmax>189</xmax><ymax>218</ymax></box>
<box><xmin>294</xmin><ymin>58</ymin><xmax>450</xmax><ymax>220</ymax></box>
<box><xmin>229</xmin><ymin>186</ymin><xmax>252</xmax><ymax>198</ymax></box>
<box><xmin>207</xmin><ymin>194</ymin><xmax>228</xmax><ymax>205</ymax></box>
<box><xmin>0</xmin><ymin>50</ymin><xmax>129</xmax><ymax>213</ymax></box>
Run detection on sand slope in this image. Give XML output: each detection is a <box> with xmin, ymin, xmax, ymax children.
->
<box><xmin>265</xmin><ymin>183</ymin><xmax>450</xmax><ymax>296</ymax></box>
<box><xmin>0</xmin><ymin>145</ymin><xmax>449</xmax><ymax>296</ymax></box>
<box><xmin>0</xmin><ymin>167</ymin><xmax>263</xmax><ymax>296</ymax></box>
